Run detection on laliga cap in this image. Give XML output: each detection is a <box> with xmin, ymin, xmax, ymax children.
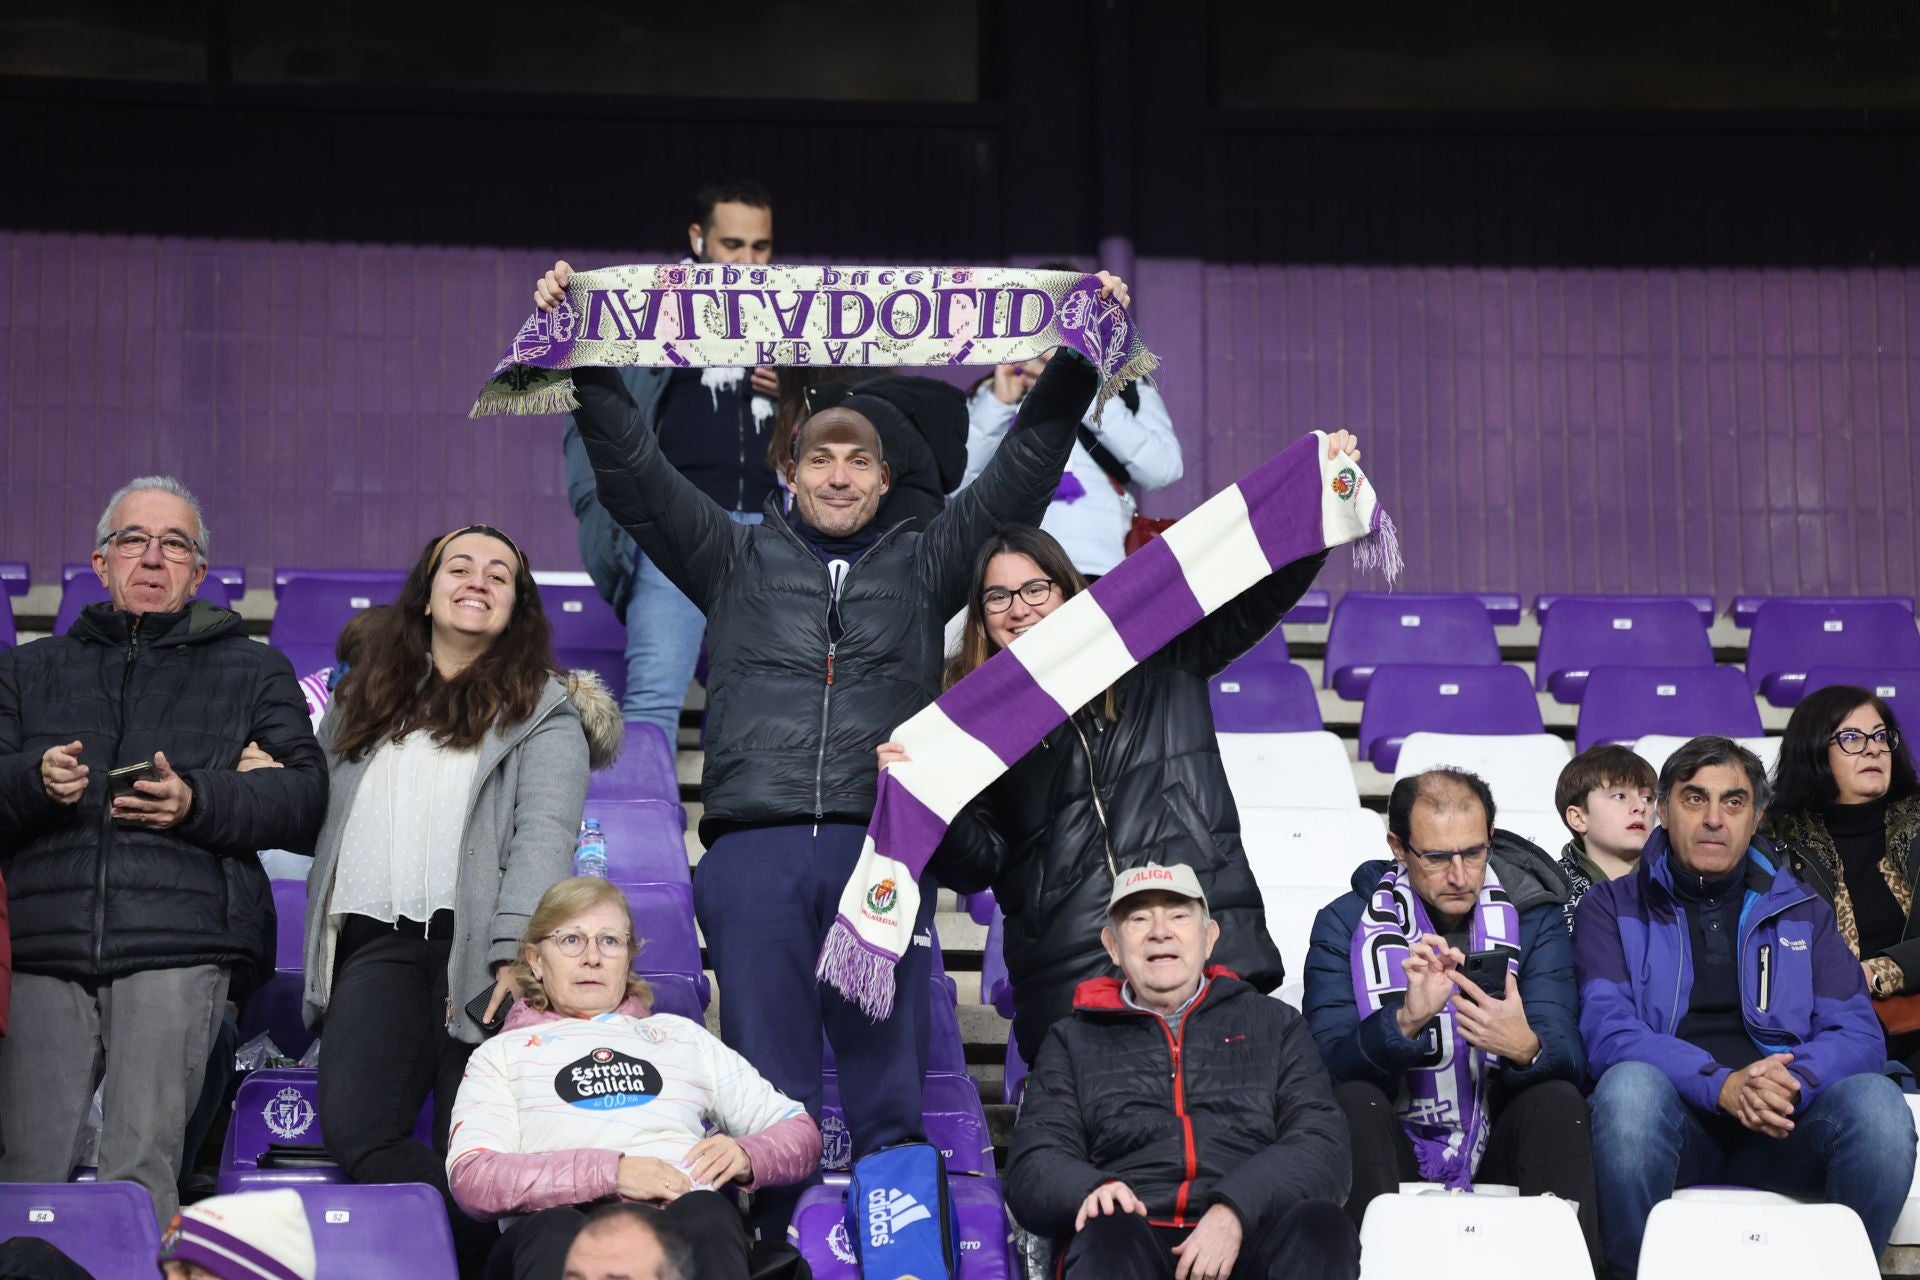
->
<box><xmin>1107</xmin><ymin>862</ymin><xmax>1208</xmax><ymax>915</ymax></box>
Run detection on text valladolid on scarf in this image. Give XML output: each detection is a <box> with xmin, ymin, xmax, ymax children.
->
<box><xmin>1350</xmin><ymin>862</ymin><xmax>1520</xmax><ymax>1189</ymax></box>
<box><xmin>817</xmin><ymin>432</ymin><xmax>1401</xmax><ymax>1018</ymax></box>
<box><xmin>471</xmin><ymin>264</ymin><xmax>1157</xmax><ymax>421</ymax></box>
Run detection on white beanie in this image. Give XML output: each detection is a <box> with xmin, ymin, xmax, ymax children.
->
<box><xmin>158</xmin><ymin>1189</ymin><xmax>317</xmax><ymax>1280</ymax></box>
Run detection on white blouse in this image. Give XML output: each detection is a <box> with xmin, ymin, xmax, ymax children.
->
<box><xmin>330</xmin><ymin>733</ymin><xmax>480</xmax><ymax>925</ymax></box>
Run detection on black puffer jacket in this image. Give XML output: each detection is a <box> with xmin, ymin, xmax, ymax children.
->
<box><xmin>934</xmin><ymin>551</ymin><xmax>1325</xmax><ymax>1062</ymax></box>
<box><xmin>1006</xmin><ymin>970</ymin><xmax>1351</xmax><ymax>1238</ymax></box>
<box><xmin>575</xmin><ymin>357</ymin><xmax>1094</xmax><ymax>841</ymax></box>
<box><xmin>0</xmin><ymin>601</ymin><xmax>327</xmax><ymax>984</ymax></box>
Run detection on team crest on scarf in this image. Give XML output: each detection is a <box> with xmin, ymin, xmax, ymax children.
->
<box><xmin>1349</xmin><ymin>861</ymin><xmax>1519</xmax><ymax>1189</ymax></box>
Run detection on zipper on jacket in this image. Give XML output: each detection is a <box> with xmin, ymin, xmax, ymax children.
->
<box><xmin>1757</xmin><ymin>943</ymin><xmax>1772</xmax><ymax>1013</ymax></box>
<box><xmin>1069</xmin><ymin>718</ymin><xmax>1118</xmax><ymax>879</ymax></box>
<box><xmin>813</xmin><ymin>558</ymin><xmax>851</xmax><ymax>824</ymax></box>
<box><xmin>1152</xmin><ymin>999</ymin><xmax>1203</xmax><ymax>1227</ymax></box>
<box><xmin>95</xmin><ymin>621</ymin><xmax>143</xmax><ymax>972</ymax></box>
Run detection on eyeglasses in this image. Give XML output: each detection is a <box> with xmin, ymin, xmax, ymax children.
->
<box><xmin>1404</xmin><ymin>844</ymin><xmax>1491</xmax><ymax>869</ymax></box>
<box><xmin>1832</xmin><ymin>728</ymin><xmax>1901</xmax><ymax>755</ymax></box>
<box><xmin>983</xmin><ymin>578</ymin><xmax>1057</xmax><ymax>614</ymax></box>
<box><xmin>99</xmin><ymin>529</ymin><xmax>202</xmax><ymax>563</ymax></box>
<box><xmin>540</xmin><ymin>930</ymin><xmax>632</xmax><ymax>958</ymax></box>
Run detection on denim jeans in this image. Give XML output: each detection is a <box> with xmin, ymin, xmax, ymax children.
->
<box><xmin>620</xmin><ymin>509</ymin><xmax>762</xmax><ymax>733</ymax></box>
<box><xmin>1589</xmin><ymin>1060</ymin><xmax>1916</xmax><ymax>1278</ymax></box>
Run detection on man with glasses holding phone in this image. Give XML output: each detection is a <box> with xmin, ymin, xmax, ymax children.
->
<box><xmin>1302</xmin><ymin>768</ymin><xmax>1597</xmax><ymax>1259</ymax></box>
<box><xmin>0</xmin><ymin>476</ymin><xmax>326</xmax><ymax>1222</ymax></box>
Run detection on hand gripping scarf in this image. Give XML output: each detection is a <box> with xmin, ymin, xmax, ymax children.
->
<box><xmin>817</xmin><ymin>432</ymin><xmax>1401</xmax><ymax>1018</ymax></box>
<box><xmin>1349</xmin><ymin>861</ymin><xmax>1521</xmax><ymax>1189</ymax></box>
<box><xmin>470</xmin><ymin>264</ymin><xmax>1156</xmax><ymax>422</ymax></box>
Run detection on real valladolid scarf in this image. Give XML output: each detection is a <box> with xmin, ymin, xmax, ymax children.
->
<box><xmin>819</xmin><ymin>433</ymin><xmax>1402</xmax><ymax>1018</ymax></box>
<box><xmin>1350</xmin><ymin>863</ymin><xmax>1520</xmax><ymax>1189</ymax></box>
<box><xmin>470</xmin><ymin>264</ymin><xmax>1156</xmax><ymax>421</ymax></box>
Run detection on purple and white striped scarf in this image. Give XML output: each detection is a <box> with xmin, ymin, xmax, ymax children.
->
<box><xmin>816</xmin><ymin>431</ymin><xmax>1400</xmax><ymax>1017</ymax></box>
<box><xmin>1349</xmin><ymin>862</ymin><xmax>1520</xmax><ymax>1189</ymax></box>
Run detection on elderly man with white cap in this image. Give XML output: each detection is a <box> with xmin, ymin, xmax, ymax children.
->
<box><xmin>1003</xmin><ymin>864</ymin><xmax>1359</xmax><ymax>1280</ymax></box>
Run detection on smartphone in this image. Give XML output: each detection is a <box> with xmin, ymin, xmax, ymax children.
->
<box><xmin>464</xmin><ymin>986</ymin><xmax>515</xmax><ymax>1037</ymax></box>
<box><xmin>108</xmin><ymin>758</ymin><xmax>155</xmax><ymax>799</ymax></box>
<box><xmin>1460</xmin><ymin>949</ymin><xmax>1512</xmax><ymax>1000</ymax></box>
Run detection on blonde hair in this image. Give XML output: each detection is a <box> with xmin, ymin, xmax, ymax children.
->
<box><xmin>510</xmin><ymin>876</ymin><xmax>654</xmax><ymax>1013</ymax></box>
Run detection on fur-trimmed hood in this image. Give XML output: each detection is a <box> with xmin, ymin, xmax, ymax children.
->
<box><xmin>562</xmin><ymin>669</ymin><xmax>623</xmax><ymax>771</ymax></box>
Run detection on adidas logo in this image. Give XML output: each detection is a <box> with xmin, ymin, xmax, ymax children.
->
<box><xmin>867</xmin><ymin>1187</ymin><xmax>933</xmax><ymax>1247</ymax></box>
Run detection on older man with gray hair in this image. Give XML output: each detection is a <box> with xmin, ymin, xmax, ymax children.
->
<box><xmin>0</xmin><ymin>476</ymin><xmax>327</xmax><ymax>1220</ymax></box>
<box><xmin>1576</xmin><ymin>734</ymin><xmax>1916</xmax><ymax>1278</ymax></box>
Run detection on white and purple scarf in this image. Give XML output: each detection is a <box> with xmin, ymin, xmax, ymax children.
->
<box><xmin>1350</xmin><ymin>862</ymin><xmax>1520</xmax><ymax>1189</ymax></box>
<box><xmin>470</xmin><ymin>264</ymin><xmax>1157</xmax><ymax>422</ymax></box>
<box><xmin>817</xmin><ymin>431</ymin><xmax>1400</xmax><ymax>1018</ymax></box>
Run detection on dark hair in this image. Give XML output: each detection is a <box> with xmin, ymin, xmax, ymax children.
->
<box><xmin>1657</xmin><ymin>735</ymin><xmax>1772</xmax><ymax>811</ymax></box>
<box><xmin>574</xmin><ymin>1202</ymin><xmax>693</xmax><ymax>1280</ymax></box>
<box><xmin>1555</xmin><ymin>744</ymin><xmax>1657</xmax><ymax>833</ymax></box>
<box><xmin>1771</xmin><ymin>684</ymin><xmax>1919</xmax><ymax>815</ymax></box>
<box><xmin>329</xmin><ymin>525</ymin><xmax>559</xmax><ymax>762</ymax></box>
<box><xmin>693</xmin><ymin>178</ymin><xmax>773</xmax><ymax>229</ymax></box>
<box><xmin>1387</xmin><ymin>768</ymin><xmax>1497</xmax><ymax>846</ymax></box>
<box><xmin>944</xmin><ymin>525</ymin><xmax>1116</xmax><ymax>721</ymax></box>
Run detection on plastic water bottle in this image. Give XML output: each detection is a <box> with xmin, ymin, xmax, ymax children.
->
<box><xmin>574</xmin><ymin>819</ymin><xmax>608</xmax><ymax>879</ymax></box>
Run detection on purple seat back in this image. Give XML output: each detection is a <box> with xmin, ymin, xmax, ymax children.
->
<box><xmin>1746</xmin><ymin>600</ymin><xmax>1920</xmax><ymax>706</ymax></box>
<box><xmin>269</xmin><ymin>573</ymin><xmax>406</xmax><ymax>675</ymax></box>
<box><xmin>54</xmin><ymin>574</ymin><xmax>234</xmax><ymax>635</ymax></box>
<box><xmin>1357</xmin><ymin>664</ymin><xmax>1542</xmax><ymax>771</ymax></box>
<box><xmin>1537</xmin><ymin>593</ymin><xmax>1716</xmax><ymax>626</ymax></box>
<box><xmin>1731</xmin><ymin>594</ymin><xmax>1916</xmax><ymax>629</ymax></box>
<box><xmin>819</xmin><ymin>1073</ymin><xmax>994</xmax><ymax>1176</ymax></box>
<box><xmin>589</xmin><ymin>801</ymin><xmax>690</xmax><ymax>886</ymax></box>
<box><xmin>0</xmin><ymin>1182</ymin><xmax>161</xmax><ymax>1276</ymax></box>
<box><xmin>290</xmin><ymin>1183</ymin><xmax>459</xmax><ymax>1280</ymax></box>
<box><xmin>271</xmin><ymin>879</ymin><xmax>307</xmax><ymax>970</ymax></box>
<box><xmin>0</xmin><ymin>561</ymin><xmax>28</xmax><ymax>595</ymax></box>
<box><xmin>221</xmin><ymin>1069</ymin><xmax>329</xmax><ymax>1170</ymax></box>
<box><xmin>588</xmin><ymin>721</ymin><xmax>680</xmax><ymax>805</ymax></box>
<box><xmin>1209</xmin><ymin>662</ymin><xmax>1322</xmax><ymax>732</ymax></box>
<box><xmin>544</xmin><ymin>582</ymin><xmax>629</xmax><ymax>703</ymax></box>
<box><xmin>1324</xmin><ymin>594</ymin><xmax>1501</xmax><ymax>699</ymax></box>
<box><xmin>1534</xmin><ymin>598</ymin><xmax>1714</xmax><ymax>702</ymax></box>
<box><xmin>982</xmin><ymin>909</ymin><xmax>1013</xmax><ymax>1019</ymax></box>
<box><xmin>237</xmin><ymin>880</ymin><xmax>314</xmax><ymax>1057</ymax></box>
<box><xmin>792</xmin><ymin>1176</ymin><xmax>1014</xmax><ymax>1279</ymax></box>
<box><xmin>1473</xmin><ymin>593</ymin><xmax>1524</xmax><ymax>627</ymax></box>
<box><xmin>1281</xmin><ymin>589</ymin><xmax>1331</xmax><ymax>626</ymax></box>
<box><xmin>1802</xmin><ymin>666</ymin><xmax>1920</xmax><ymax>706</ymax></box>
<box><xmin>0</xmin><ymin>589</ymin><xmax>13</xmax><ymax>651</ymax></box>
<box><xmin>615</xmin><ymin>882</ymin><xmax>706</xmax><ymax>1001</ymax></box>
<box><xmin>1575</xmin><ymin>665</ymin><xmax>1764</xmax><ymax>752</ymax></box>
<box><xmin>272</xmin><ymin>566</ymin><xmax>405</xmax><ymax>597</ymax></box>
<box><xmin>1004</xmin><ymin>1034</ymin><xmax>1029</xmax><ymax>1105</ymax></box>
<box><xmin>636</xmin><ymin>971</ymin><xmax>707</xmax><ymax>1018</ymax></box>
<box><xmin>961</xmin><ymin>889</ymin><xmax>998</xmax><ymax>926</ymax></box>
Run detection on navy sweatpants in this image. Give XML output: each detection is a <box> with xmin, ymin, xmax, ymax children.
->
<box><xmin>694</xmin><ymin>822</ymin><xmax>934</xmax><ymax>1236</ymax></box>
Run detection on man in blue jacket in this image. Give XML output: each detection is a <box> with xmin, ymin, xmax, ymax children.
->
<box><xmin>1576</xmin><ymin>735</ymin><xmax>1916</xmax><ymax>1277</ymax></box>
<box><xmin>1303</xmin><ymin>768</ymin><xmax>1597</xmax><ymax>1259</ymax></box>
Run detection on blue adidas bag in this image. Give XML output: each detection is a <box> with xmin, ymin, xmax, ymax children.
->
<box><xmin>846</xmin><ymin>1142</ymin><xmax>959</xmax><ymax>1279</ymax></box>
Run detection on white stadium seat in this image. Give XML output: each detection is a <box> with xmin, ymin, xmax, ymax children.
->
<box><xmin>1498</xmin><ymin>808</ymin><xmax>1574</xmax><ymax>856</ymax></box>
<box><xmin>1358</xmin><ymin>1190</ymin><xmax>1592</xmax><ymax>1278</ymax></box>
<box><xmin>1638</xmin><ymin>1197</ymin><xmax>1878</xmax><ymax>1277</ymax></box>
<box><xmin>1219</xmin><ymin>730</ymin><xmax>1362</xmax><ymax>810</ymax></box>
<box><xmin>1240</xmin><ymin>808</ymin><xmax>1386</xmax><ymax>888</ymax></box>
<box><xmin>1633</xmin><ymin>733</ymin><xmax>1779</xmax><ymax>780</ymax></box>
<box><xmin>1393</xmin><ymin>732</ymin><xmax>1573</xmax><ymax>816</ymax></box>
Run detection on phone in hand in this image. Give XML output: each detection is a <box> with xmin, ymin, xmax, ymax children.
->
<box><xmin>1460</xmin><ymin>949</ymin><xmax>1512</xmax><ymax>1000</ymax></box>
<box><xmin>465</xmin><ymin>986</ymin><xmax>515</xmax><ymax>1037</ymax></box>
<box><xmin>108</xmin><ymin>758</ymin><xmax>155</xmax><ymax>799</ymax></box>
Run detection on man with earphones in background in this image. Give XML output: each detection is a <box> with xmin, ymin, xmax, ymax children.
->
<box><xmin>561</xmin><ymin>179</ymin><xmax>780</xmax><ymax>738</ymax></box>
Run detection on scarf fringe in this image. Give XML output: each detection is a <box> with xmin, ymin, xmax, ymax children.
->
<box><xmin>1353</xmin><ymin>508</ymin><xmax>1404</xmax><ymax>586</ymax></box>
<box><xmin>815</xmin><ymin>919</ymin><xmax>898</xmax><ymax>1021</ymax></box>
<box><xmin>468</xmin><ymin>373</ymin><xmax>581</xmax><ymax>420</ymax></box>
<box><xmin>1089</xmin><ymin>349</ymin><xmax>1162</xmax><ymax>426</ymax></box>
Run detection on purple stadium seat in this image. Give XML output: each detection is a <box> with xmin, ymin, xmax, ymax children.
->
<box><xmin>819</xmin><ymin>1073</ymin><xmax>993</xmax><ymax>1176</ymax></box>
<box><xmin>238</xmin><ymin>879</ymin><xmax>315</xmax><ymax>1058</ymax></box>
<box><xmin>272</xmin><ymin>567</ymin><xmax>407</xmax><ymax>597</ymax></box>
<box><xmin>1575</xmin><ymin>665</ymin><xmax>1764</xmax><ymax>752</ymax></box>
<box><xmin>1802</xmin><ymin>666</ymin><xmax>1920</xmax><ymax>706</ymax></box>
<box><xmin>982</xmin><ymin>909</ymin><xmax>1013</xmax><ymax>1019</ymax></box>
<box><xmin>270</xmin><ymin>572</ymin><xmax>406</xmax><ymax>675</ymax></box>
<box><xmin>588</xmin><ymin>721</ymin><xmax>680</xmax><ymax>806</ymax></box>
<box><xmin>637</xmin><ymin>971</ymin><xmax>707</xmax><ymax>1018</ymax></box>
<box><xmin>0</xmin><ymin>561</ymin><xmax>27</xmax><ymax>595</ymax></box>
<box><xmin>588</xmin><ymin>801</ymin><xmax>690</xmax><ymax>886</ymax></box>
<box><xmin>220</xmin><ymin>1069</ymin><xmax>434</xmax><ymax>1195</ymax></box>
<box><xmin>961</xmin><ymin>889</ymin><xmax>997</xmax><ymax>926</ymax></box>
<box><xmin>1357</xmin><ymin>664</ymin><xmax>1543</xmax><ymax>772</ymax></box>
<box><xmin>1323</xmin><ymin>594</ymin><xmax>1502</xmax><ymax>700</ymax></box>
<box><xmin>54</xmin><ymin>573</ymin><xmax>235</xmax><ymax>635</ymax></box>
<box><xmin>1534</xmin><ymin>598</ymin><xmax>1714</xmax><ymax>703</ymax></box>
<box><xmin>1746</xmin><ymin>600</ymin><xmax>1920</xmax><ymax>707</ymax></box>
<box><xmin>615</xmin><ymin>881</ymin><xmax>708</xmax><ymax>1003</ymax></box>
<box><xmin>290</xmin><ymin>1183</ymin><xmax>459</xmax><ymax>1280</ymax></box>
<box><xmin>1003</xmin><ymin>1034</ymin><xmax>1029</xmax><ymax>1105</ymax></box>
<box><xmin>1474</xmin><ymin>593</ymin><xmax>1524</xmax><ymax>627</ymax></box>
<box><xmin>0</xmin><ymin>1181</ymin><xmax>161</xmax><ymax>1276</ymax></box>
<box><xmin>1281</xmin><ymin>588</ymin><xmax>1331</xmax><ymax>626</ymax></box>
<box><xmin>1209</xmin><ymin>662</ymin><xmax>1322</xmax><ymax>732</ymax></box>
<box><xmin>1536</xmin><ymin>593</ymin><xmax>1716</xmax><ymax>626</ymax></box>
<box><xmin>1</xmin><ymin>588</ymin><xmax>13</xmax><ymax>650</ymax></box>
<box><xmin>1731</xmin><ymin>593</ymin><xmax>1915</xmax><ymax>629</ymax></box>
<box><xmin>791</xmin><ymin>1175</ymin><xmax>1014</xmax><ymax>1279</ymax></box>
<box><xmin>543</xmin><ymin>582</ymin><xmax>629</xmax><ymax>703</ymax></box>
<box><xmin>1227</xmin><ymin>623</ymin><xmax>1291</xmax><ymax>668</ymax></box>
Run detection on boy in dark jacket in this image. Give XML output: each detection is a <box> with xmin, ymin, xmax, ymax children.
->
<box><xmin>1577</xmin><ymin>736</ymin><xmax>1915</xmax><ymax>1278</ymax></box>
<box><xmin>1006</xmin><ymin>863</ymin><xmax>1358</xmax><ymax>1280</ymax></box>
<box><xmin>1303</xmin><ymin>768</ymin><xmax>1597</xmax><ymax>1260</ymax></box>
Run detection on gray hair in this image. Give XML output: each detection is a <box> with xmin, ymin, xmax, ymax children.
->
<box><xmin>95</xmin><ymin>476</ymin><xmax>210</xmax><ymax>563</ymax></box>
<box><xmin>1658</xmin><ymin>735</ymin><xmax>1772</xmax><ymax>811</ymax></box>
